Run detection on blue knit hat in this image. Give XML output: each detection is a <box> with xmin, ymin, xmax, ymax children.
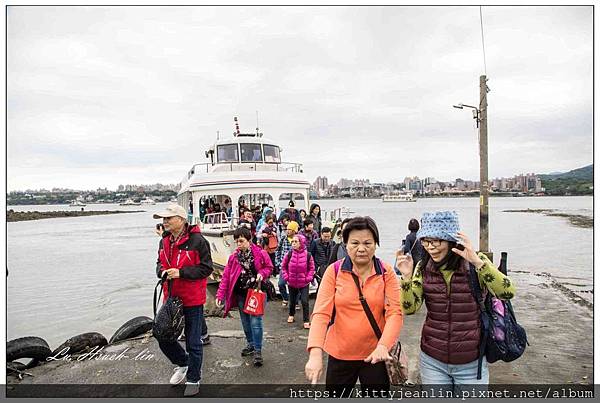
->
<box><xmin>416</xmin><ymin>211</ymin><xmax>460</xmax><ymax>242</ymax></box>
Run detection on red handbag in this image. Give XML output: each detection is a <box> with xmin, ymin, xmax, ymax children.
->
<box><xmin>243</xmin><ymin>286</ymin><xmax>266</xmax><ymax>316</ymax></box>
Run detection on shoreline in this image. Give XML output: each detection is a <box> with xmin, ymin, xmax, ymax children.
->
<box><xmin>6</xmin><ymin>210</ymin><xmax>146</xmax><ymax>222</ymax></box>
<box><xmin>502</xmin><ymin>209</ymin><xmax>593</xmax><ymax>229</ymax></box>
<box><xmin>7</xmin><ymin>270</ymin><xmax>593</xmax><ymax>396</ymax></box>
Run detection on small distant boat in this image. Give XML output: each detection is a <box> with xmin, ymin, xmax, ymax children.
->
<box><xmin>69</xmin><ymin>200</ymin><xmax>86</xmax><ymax>207</ymax></box>
<box><xmin>119</xmin><ymin>198</ymin><xmax>141</xmax><ymax>206</ymax></box>
<box><xmin>140</xmin><ymin>197</ymin><xmax>156</xmax><ymax>205</ymax></box>
<box><xmin>382</xmin><ymin>193</ymin><xmax>416</xmax><ymax>202</ymax></box>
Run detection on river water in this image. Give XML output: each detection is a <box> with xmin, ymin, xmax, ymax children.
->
<box><xmin>7</xmin><ymin>196</ymin><xmax>593</xmax><ymax>348</ymax></box>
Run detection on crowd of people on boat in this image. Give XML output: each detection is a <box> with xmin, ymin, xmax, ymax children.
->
<box><xmin>152</xmin><ymin>203</ymin><xmax>517</xmax><ymax>397</ymax></box>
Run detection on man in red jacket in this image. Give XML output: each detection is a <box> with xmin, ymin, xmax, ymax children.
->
<box><xmin>154</xmin><ymin>204</ymin><xmax>213</xmax><ymax>396</ymax></box>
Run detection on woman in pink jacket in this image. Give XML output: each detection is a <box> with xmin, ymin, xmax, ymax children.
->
<box><xmin>215</xmin><ymin>227</ymin><xmax>273</xmax><ymax>366</ymax></box>
<box><xmin>281</xmin><ymin>233</ymin><xmax>315</xmax><ymax>329</ymax></box>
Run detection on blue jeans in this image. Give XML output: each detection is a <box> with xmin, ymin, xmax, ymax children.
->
<box><xmin>201</xmin><ymin>311</ymin><xmax>208</xmax><ymax>339</ymax></box>
<box><xmin>419</xmin><ymin>351</ymin><xmax>488</xmax><ymax>394</ymax></box>
<box><xmin>158</xmin><ymin>305</ymin><xmax>204</xmax><ymax>383</ymax></box>
<box><xmin>278</xmin><ymin>275</ymin><xmax>300</xmax><ymax>304</ymax></box>
<box><xmin>278</xmin><ymin>274</ymin><xmax>289</xmax><ymax>301</ymax></box>
<box><xmin>236</xmin><ymin>294</ymin><xmax>265</xmax><ymax>351</ymax></box>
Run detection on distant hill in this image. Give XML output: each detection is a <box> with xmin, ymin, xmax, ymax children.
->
<box><xmin>539</xmin><ymin>165</ymin><xmax>593</xmax><ymax>181</ymax></box>
<box><xmin>539</xmin><ymin>164</ymin><xmax>593</xmax><ymax>195</ymax></box>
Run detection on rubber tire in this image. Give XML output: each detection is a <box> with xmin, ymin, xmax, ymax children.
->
<box><xmin>109</xmin><ymin>316</ymin><xmax>153</xmax><ymax>344</ymax></box>
<box><xmin>7</xmin><ymin>336</ymin><xmax>52</xmax><ymax>369</ymax></box>
<box><xmin>7</xmin><ymin>361</ymin><xmax>27</xmax><ymax>373</ymax></box>
<box><xmin>51</xmin><ymin>332</ymin><xmax>108</xmax><ymax>357</ymax></box>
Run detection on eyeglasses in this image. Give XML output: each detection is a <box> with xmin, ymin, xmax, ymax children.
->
<box><xmin>420</xmin><ymin>239</ymin><xmax>443</xmax><ymax>248</ymax></box>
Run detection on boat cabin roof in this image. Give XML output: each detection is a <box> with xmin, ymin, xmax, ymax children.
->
<box><xmin>207</xmin><ymin>135</ymin><xmax>283</xmax><ymax>164</ymax></box>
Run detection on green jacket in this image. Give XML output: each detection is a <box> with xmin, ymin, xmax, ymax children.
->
<box><xmin>400</xmin><ymin>253</ymin><xmax>516</xmax><ymax>314</ymax></box>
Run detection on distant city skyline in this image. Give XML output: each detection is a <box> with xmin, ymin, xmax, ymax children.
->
<box><xmin>9</xmin><ymin>164</ymin><xmax>585</xmax><ymax>194</ymax></box>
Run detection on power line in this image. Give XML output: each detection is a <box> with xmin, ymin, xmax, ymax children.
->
<box><xmin>480</xmin><ymin>6</ymin><xmax>487</xmax><ymax>75</ymax></box>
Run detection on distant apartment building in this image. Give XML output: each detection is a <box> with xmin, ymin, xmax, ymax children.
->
<box><xmin>337</xmin><ymin>178</ymin><xmax>354</xmax><ymax>188</ymax></box>
<box><xmin>491</xmin><ymin>173</ymin><xmax>543</xmax><ymax>193</ymax></box>
<box><xmin>313</xmin><ymin>176</ymin><xmax>329</xmax><ymax>196</ymax></box>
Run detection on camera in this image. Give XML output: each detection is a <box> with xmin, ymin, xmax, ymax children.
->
<box><xmin>156</xmin><ymin>224</ymin><xmax>164</xmax><ymax>230</ymax></box>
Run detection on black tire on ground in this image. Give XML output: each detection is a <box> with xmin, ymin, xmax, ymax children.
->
<box><xmin>51</xmin><ymin>332</ymin><xmax>108</xmax><ymax>357</ymax></box>
<box><xmin>109</xmin><ymin>316</ymin><xmax>153</xmax><ymax>344</ymax></box>
<box><xmin>7</xmin><ymin>361</ymin><xmax>27</xmax><ymax>373</ymax></box>
<box><xmin>7</xmin><ymin>337</ymin><xmax>52</xmax><ymax>369</ymax></box>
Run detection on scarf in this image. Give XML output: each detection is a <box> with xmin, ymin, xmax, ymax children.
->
<box><xmin>234</xmin><ymin>248</ymin><xmax>258</xmax><ymax>292</ymax></box>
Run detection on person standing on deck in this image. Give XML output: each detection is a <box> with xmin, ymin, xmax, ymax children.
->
<box><xmin>308</xmin><ymin>203</ymin><xmax>322</xmax><ymax>234</ymax></box>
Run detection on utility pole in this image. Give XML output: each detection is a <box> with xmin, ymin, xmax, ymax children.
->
<box><xmin>453</xmin><ymin>75</ymin><xmax>493</xmax><ymax>261</ymax></box>
<box><xmin>479</xmin><ymin>75</ymin><xmax>492</xmax><ymax>261</ymax></box>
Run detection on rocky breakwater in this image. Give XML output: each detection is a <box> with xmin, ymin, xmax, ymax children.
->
<box><xmin>7</xmin><ymin>210</ymin><xmax>145</xmax><ymax>222</ymax></box>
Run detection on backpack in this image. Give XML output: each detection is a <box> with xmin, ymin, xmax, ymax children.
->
<box><xmin>468</xmin><ymin>264</ymin><xmax>529</xmax><ymax>379</ymax></box>
<box><xmin>152</xmin><ymin>273</ymin><xmax>185</xmax><ymax>343</ymax></box>
<box><xmin>264</xmin><ymin>232</ymin><xmax>278</xmax><ymax>254</ymax></box>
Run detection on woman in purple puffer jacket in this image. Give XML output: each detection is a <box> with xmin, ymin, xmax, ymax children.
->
<box><xmin>215</xmin><ymin>227</ymin><xmax>273</xmax><ymax>367</ymax></box>
<box><xmin>281</xmin><ymin>233</ymin><xmax>315</xmax><ymax>329</ymax></box>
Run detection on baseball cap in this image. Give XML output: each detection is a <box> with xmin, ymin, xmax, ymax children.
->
<box><xmin>153</xmin><ymin>204</ymin><xmax>188</xmax><ymax>219</ymax></box>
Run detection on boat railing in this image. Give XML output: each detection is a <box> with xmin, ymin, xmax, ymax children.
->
<box><xmin>201</xmin><ymin>212</ymin><xmax>231</xmax><ymax>228</ymax></box>
<box><xmin>183</xmin><ymin>162</ymin><xmax>304</xmax><ymax>181</ymax></box>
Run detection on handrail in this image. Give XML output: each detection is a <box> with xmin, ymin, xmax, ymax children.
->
<box><xmin>203</xmin><ymin>212</ymin><xmax>229</xmax><ymax>225</ymax></box>
<box><xmin>183</xmin><ymin>161</ymin><xmax>305</xmax><ymax>181</ymax></box>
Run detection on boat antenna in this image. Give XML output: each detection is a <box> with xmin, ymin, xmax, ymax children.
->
<box><xmin>256</xmin><ymin>111</ymin><xmax>260</xmax><ymax>136</ymax></box>
<box><xmin>234</xmin><ymin>116</ymin><xmax>240</xmax><ymax>136</ymax></box>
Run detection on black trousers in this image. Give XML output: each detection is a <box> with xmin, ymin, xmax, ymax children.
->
<box><xmin>288</xmin><ymin>285</ymin><xmax>310</xmax><ymax>322</ymax></box>
<box><xmin>325</xmin><ymin>355</ymin><xmax>390</xmax><ymax>397</ymax></box>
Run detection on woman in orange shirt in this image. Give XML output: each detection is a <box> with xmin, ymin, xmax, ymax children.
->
<box><xmin>304</xmin><ymin>216</ymin><xmax>403</xmax><ymax>396</ymax></box>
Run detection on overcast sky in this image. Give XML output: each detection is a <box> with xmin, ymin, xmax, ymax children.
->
<box><xmin>7</xmin><ymin>5</ymin><xmax>593</xmax><ymax>191</ymax></box>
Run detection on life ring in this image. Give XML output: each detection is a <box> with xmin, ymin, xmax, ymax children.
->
<box><xmin>51</xmin><ymin>332</ymin><xmax>108</xmax><ymax>357</ymax></box>
<box><xmin>7</xmin><ymin>336</ymin><xmax>52</xmax><ymax>369</ymax></box>
<box><xmin>109</xmin><ymin>316</ymin><xmax>153</xmax><ymax>344</ymax></box>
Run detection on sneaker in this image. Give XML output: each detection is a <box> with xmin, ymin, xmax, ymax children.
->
<box><xmin>201</xmin><ymin>335</ymin><xmax>211</xmax><ymax>345</ymax></box>
<box><xmin>183</xmin><ymin>381</ymin><xmax>200</xmax><ymax>396</ymax></box>
<box><xmin>282</xmin><ymin>301</ymin><xmax>288</xmax><ymax>307</ymax></box>
<box><xmin>253</xmin><ymin>350</ymin><xmax>263</xmax><ymax>367</ymax></box>
<box><xmin>241</xmin><ymin>345</ymin><xmax>255</xmax><ymax>357</ymax></box>
<box><xmin>169</xmin><ymin>366</ymin><xmax>188</xmax><ymax>385</ymax></box>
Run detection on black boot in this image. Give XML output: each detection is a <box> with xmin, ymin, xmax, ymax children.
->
<box><xmin>253</xmin><ymin>350</ymin><xmax>263</xmax><ymax>367</ymax></box>
<box><xmin>241</xmin><ymin>345</ymin><xmax>255</xmax><ymax>357</ymax></box>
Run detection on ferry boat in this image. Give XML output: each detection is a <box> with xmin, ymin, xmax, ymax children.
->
<box><xmin>140</xmin><ymin>197</ymin><xmax>156</xmax><ymax>205</ymax></box>
<box><xmin>119</xmin><ymin>198</ymin><xmax>141</xmax><ymax>206</ymax></box>
<box><xmin>69</xmin><ymin>200</ymin><xmax>86</xmax><ymax>207</ymax></box>
<box><xmin>382</xmin><ymin>193</ymin><xmax>416</xmax><ymax>202</ymax></box>
<box><xmin>177</xmin><ymin>118</ymin><xmax>342</xmax><ymax>304</ymax></box>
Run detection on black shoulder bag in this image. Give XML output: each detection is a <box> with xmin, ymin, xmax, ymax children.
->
<box><xmin>152</xmin><ymin>272</ymin><xmax>185</xmax><ymax>343</ymax></box>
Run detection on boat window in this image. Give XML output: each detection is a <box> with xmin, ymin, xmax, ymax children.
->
<box><xmin>217</xmin><ymin>144</ymin><xmax>239</xmax><ymax>163</ymax></box>
<box><xmin>263</xmin><ymin>145</ymin><xmax>281</xmax><ymax>163</ymax></box>
<box><xmin>240</xmin><ymin>143</ymin><xmax>263</xmax><ymax>162</ymax></box>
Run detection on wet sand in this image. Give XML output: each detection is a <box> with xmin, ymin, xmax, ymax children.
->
<box><xmin>6</xmin><ymin>271</ymin><xmax>593</xmax><ymax>396</ymax></box>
